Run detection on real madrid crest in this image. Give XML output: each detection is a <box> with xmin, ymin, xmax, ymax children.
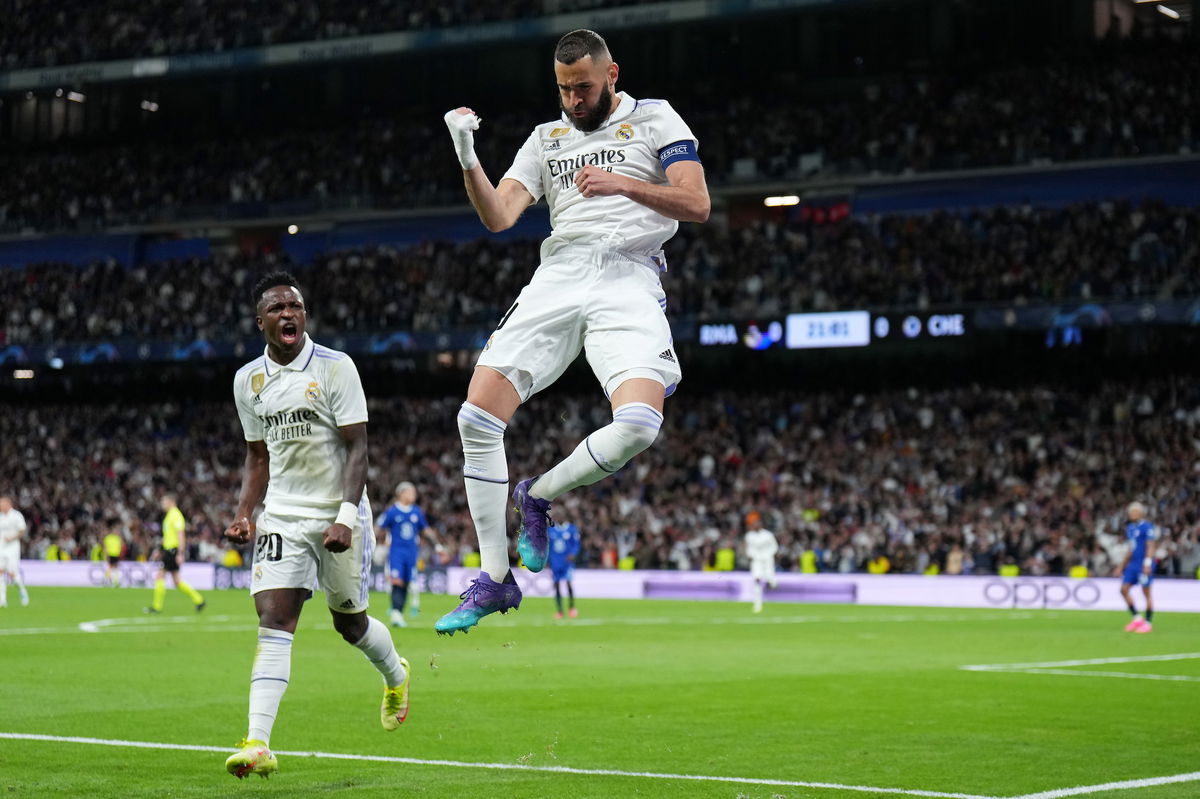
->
<box><xmin>305</xmin><ymin>381</ymin><xmax>320</xmax><ymax>401</ymax></box>
<box><xmin>250</xmin><ymin>373</ymin><xmax>265</xmax><ymax>394</ymax></box>
<box><xmin>615</xmin><ymin>123</ymin><xmax>634</xmax><ymax>141</ymax></box>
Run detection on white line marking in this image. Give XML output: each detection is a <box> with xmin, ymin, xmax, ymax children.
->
<box><xmin>0</xmin><ymin>732</ymin><xmax>998</xmax><ymax>799</ymax></box>
<box><xmin>962</xmin><ymin>653</ymin><xmax>1200</xmax><ymax>683</ymax></box>
<box><xmin>963</xmin><ymin>653</ymin><xmax>1200</xmax><ymax>670</ymax></box>
<box><xmin>0</xmin><ymin>611</ymin><xmax>1043</xmax><ymax>637</ymax></box>
<box><xmin>1010</xmin><ymin>771</ymin><xmax>1200</xmax><ymax>799</ymax></box>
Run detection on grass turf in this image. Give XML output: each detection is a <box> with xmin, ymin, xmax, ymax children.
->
<box><xmin>0</xmin><ymin>586</ymin><xmax>1195</xmax><ymax>799</ymax></box>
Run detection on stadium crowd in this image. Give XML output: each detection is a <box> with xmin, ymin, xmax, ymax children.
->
<box><xmin>3</xmin><ymin>198</ymin><xmax>1197</xmax><ymax>348</ymax></box>
<box><xmin>0</xmin><ymin>0</ymin><xmax>657</xmax><ymax>69</ymax></box>
<box><xmin>2</xmin><ymin>44</ymin><xmax>1196</xmax><ymax>233</ymax></box>
<box><xmin>4</xmin><ymin>381</ymin><xmax>1199</xmax><ymax>579</ymax></box>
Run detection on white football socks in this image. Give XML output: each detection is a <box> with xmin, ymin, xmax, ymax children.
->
<box><xmin>352</xmin><ymin>616</ymin><xmax>408</xmax><ymax>687</ymax></box>
<box><xmin>458</xmin><ymin>402</ymin><xmax>511</xmax><ymax>579</ymax></box>
<box><xmin>531</xmin><ymin>402</ymin><xmax>663</xmax><ymax>501</ymax></box>
<box><xmin>247</xmin><ymin>627</ymin><xmax>293</xmax><ymax>746</ymax></box>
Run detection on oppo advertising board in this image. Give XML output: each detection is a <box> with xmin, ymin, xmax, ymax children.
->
<box><xmin>18</xmin><ymin>562</ymin><xmax>1198</xmax><ymax>613</ymax></box>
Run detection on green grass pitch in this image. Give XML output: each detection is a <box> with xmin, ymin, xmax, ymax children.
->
<box><xmin>0</xmin><ymin>587</ymin><xmax>1196</xmax><ymax>799</ymax></box>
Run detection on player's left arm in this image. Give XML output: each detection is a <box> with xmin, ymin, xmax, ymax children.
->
<box><xmin>575</xmin><ymin>158</ymin><xmax>710</xmax><ymax>222</ymax></box>
<box><xmin>324</xmin><ymin>422</ymin><xmax>368</xmax><ymax>553</ymax></box>
<box><xmin>1144</xmin><ymin>528</ymin><xmax>1158</xmax><ymax>574</ymax></box>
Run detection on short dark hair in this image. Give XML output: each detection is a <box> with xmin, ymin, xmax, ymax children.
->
<box><xmin>252</xmin><ymin>270</ymin><xmax>302</xmax><ymax>308</ymax></box>
<box><xmin>554</xmin><ymin>29</ymin><xmax>610</xmax><ymax>65</ymax></box>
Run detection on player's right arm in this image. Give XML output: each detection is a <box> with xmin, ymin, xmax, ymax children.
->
<box><xmin>444</xmin><ymin>108</ymin><xmax>534</xmax><ymax>232</ymax></box>
<box><xmin>226</xmin><ymin>440</ymin><xmax>269</xmax><ymax>544</ymax></box>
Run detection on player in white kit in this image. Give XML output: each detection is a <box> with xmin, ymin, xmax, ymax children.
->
<box><xmin>0</xmin><ymin>496</ymin><xmax>30</xmax><ymax>607</ymax></box>
<box><xmin>222</xmin><ymin>271</ymin><xmax>410</xmax><ymax>779</ymax></box>
<box><xmin>437</xmin><ymin>29</ymin><xmax>709</xmax><ymax>635</ymax></box>
<box><xmin>744</xmin><ymin>515</ymin><xmax>779</xmax><ymax>613</ymax></box>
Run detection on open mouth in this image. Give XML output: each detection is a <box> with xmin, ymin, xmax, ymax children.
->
<box><xmin>280</xmin><ymin>323</ymin><xmax>298</xmax><ymax>345</ymax></box>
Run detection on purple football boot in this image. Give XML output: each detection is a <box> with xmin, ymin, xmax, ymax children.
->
<box><xmin>512</xmin><ymin>477</ymin><xmax>552</xmax><ymax>572</ymax></box>
<box><xmin>435</xmin><ymin>571</ymin><xmax>522</xmax><ymax>635</ymax></box>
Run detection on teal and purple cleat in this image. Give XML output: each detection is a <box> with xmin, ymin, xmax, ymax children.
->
<box><xmin>435</xmin><ymin>571</ymin><xmax>522</xmax><ymax>635</ymax></box>
<box><xmin>512</xmin><ymin>477</ymin><xmax>552</xmax><ymax>572</ymax></box>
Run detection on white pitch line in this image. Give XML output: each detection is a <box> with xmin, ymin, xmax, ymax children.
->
<box><xmin>1010</xmin><ymin>771</ymin><xmax>1200</xmax><ymax>799</ymax></box>
<box><xmin>963</xmin><ymin>653</ymin><xmax>1200</xmax><ymax>671</ymax></box>
<box><xmin>961</xmin><ymin>652</ymin><xmax>1200</xmax><ymax>683</ymax></box>
<box><xmin>0</xmin><ymin>732</ymin><xmax>999</xmax><ymax>799</ymax></box>
<box><xmin>0</xmin><ymin>611</ymin><xmax>1042</xmax><ymax>637</ymax></box>
<box><xmin>989</xmin><ymin>668</ymin><xmax>1200</xmax><ymax>683</ymax></box>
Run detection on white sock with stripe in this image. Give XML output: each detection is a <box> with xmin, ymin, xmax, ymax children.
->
<box><xmin>352</xmin><ymin>616</ymin><xmax>407</xmax><ymax>686</ymax></box>
<box><xmin>247</xmin><ymin>627</ymin><xmax>293</xmax><ymax>746</ymax></box>
<box><xmin>458</xmin><ymin>402</ymin><xmax>511</xmax><ymax>579</ymax></box>
<box><xmin>531</xmin><ymin>402</ymin><xmax>663</xmax><ymax>501</ymax></box>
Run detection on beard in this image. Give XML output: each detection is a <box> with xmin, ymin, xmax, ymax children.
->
<box><xmin>561</xmin><ymin>83</ymin><xmax>614</xmax><ymax>133</ymax></box>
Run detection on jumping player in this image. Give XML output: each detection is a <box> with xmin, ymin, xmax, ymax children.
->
<box><xmin>437</xmin><ymin>29</ymin><xmax>709</xmax><ymax>635</ymax></box>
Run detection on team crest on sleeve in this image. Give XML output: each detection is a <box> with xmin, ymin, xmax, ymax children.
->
<box><xmin>549</xmin><ymin>127</ymin><xmax>571</xmax><ymax>138</ymax></box>
<box><xmin>615</xmin><ymin>123</ymin><xmax>634</xmax><ymax>141</ymax></box>
<box><xmin>251</xmin><ymin>373</ymin><xmax>265</xmax><ymax>394</ymax></box>
<box><xmin>305</xmin><ymin>381</ymin><xmax>320</xmax><ymax>401</ymax></box>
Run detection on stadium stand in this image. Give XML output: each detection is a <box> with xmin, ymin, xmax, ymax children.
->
<box><xmin>1</xmin><ymin>41</ymin><xmax>1196</xmax><ymax>233</ymax></box>
<box><xmin>3</xmin><ymin>199</ymin><xmax>1198</xmax><ymax>348</ymax></box>
<box><xmin>4</xmin><ymin>382</ymin><xmax>1199</xmax><ymax>578</ymax></box>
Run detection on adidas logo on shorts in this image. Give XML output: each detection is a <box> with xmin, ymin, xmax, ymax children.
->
<box><xmin>339</xmin><ymin>598</ymin><xmax>355</xmax><ymax>609</ymax></box>
<box><xmin>658</xmin><ymin>350</ymin><xmax>676</xmax><ymax>363</ymax></box>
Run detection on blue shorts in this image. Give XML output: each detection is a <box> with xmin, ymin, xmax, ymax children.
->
<box><xmin>389</xmin><ymin>551</ymin><xmax>418</xmax><ymax>583</ymax></box>
<box><xmin>551</xmin><ymin>563</ymin><xmax>575</xmax><ymax>583</ymax></box>
<box><xmin>1122</xmin><ymin>564</ymin><xmax>1153</xmax><ymax>587</ymax></box>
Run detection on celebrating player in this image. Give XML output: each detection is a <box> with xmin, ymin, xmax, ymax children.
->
<box><xmin>145</xmin><ymin>494</ymin><xmax>206</xmax><ymax>613</ymax></box>
<box><xmin>223</xmin><ymin>271</ymin><xmax>411</xmax><ymax>779</ymax></box>
<box><xmin>548</xmin><ymin>519</ymin><xmax>581</xmax><ymax>619</ymax></box>
<box><xmin>0</xmin><ymin>496</ymin><xmax>30</xmax><ymax>608</ymax></box>
<box><xmin>376</xmin><ymin>481</ymin><xmax>443</xmax><ymax>627</ymax></box>
<box><xmin>437</xmin><ymin>29</ymin><xmax>709</xmax><ymax>635</ymax></box>
<box><xmin>744</xmin><ymin>513</ymin><xmax>779</xmax><ymax>613</ymax></box>
<box><xmin>1117</xmin><ymin>501</ymin><xmax>1157</xmax><ymax>633</ymax></box>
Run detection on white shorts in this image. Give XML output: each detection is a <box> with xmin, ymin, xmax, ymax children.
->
<box><xmin>0</xmin><ymin>546</ymin><xmax>19</xmax><ymax>575</ymax></box>
<box><xmin>476</xmin><ymin>248</ymin><xmax>682</xmax><ymax>402</ymax></box>
<box><xmin>751</xmin><ymin>561</ymin><xmax>776</xmax><ymax>582</ymax></box>
<box><xmin>251</xmin><ymin>503</ymin><xmax>374</xmax><ymax>613</ymax></box>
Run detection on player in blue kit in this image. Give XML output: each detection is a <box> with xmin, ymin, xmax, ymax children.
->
<box><xmin>376</xmin><ymin>482</ymin><xmax>442</xmax><ymax>627</ymax></box>
<box><xmin>1117</xmin><ymin>501</ymin><xmax>1158</xmax><ymax>633</ymax></box>
<box><xmin>547</xmin><ymin>520</ymin><xmax>581</xmax><ymax>619</ymax></box>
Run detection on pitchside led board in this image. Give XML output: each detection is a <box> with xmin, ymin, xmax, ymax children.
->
<box><xmin>697</xmin><ymin>311</ymin><xmax>968</xmax><ymax>351</ymax></box>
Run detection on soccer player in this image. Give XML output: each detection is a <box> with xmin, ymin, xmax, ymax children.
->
<box><xmin>744</xmin><ymin>514</ymin><xmax>779</xmax><ymax>613</ymax></box>
<box><xmin>437</xmin><ymin>29</ymin><xmax>709</xmax><ymax>634</ymax></box>
<box><xmin>548</xmin><ymin>519</ymin><xmax>581</xmax><ymax>619</ymax></box>
<box><xmin>103</xmin><ymin>518</ymin><xmax>125</xmax><ymax>588</ymax></box>
<box><xmin>145</xmin><ymin>494</ymin><xmax>206</xmax><ymax>613</ymax></box>
<box><xmin>223</xmin><ymin>271</ymin><xmax>411</xmax><ymax>779</ymax></box>
<box><xmin>0</xmin><ymin>496</ymin><xmax>30</xmax><ymax>607</ymax></box>
<box><xmin>376</xmin><ymin>481</ymin><xmax>443</xmax><ymax>627</ymax></box>
<box><xmin>1118</xmin><ymin>501</ymin><xmax>1157</xmax><ymax>633</ymax></box>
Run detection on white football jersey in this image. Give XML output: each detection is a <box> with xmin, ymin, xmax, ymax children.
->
<box><xmin>745</xmin><ymin>529</ymin><xmax>779</xmax><ymax>563</ymax></box>
<box><xmin>502</xmin><ymin>92</ymin><xmax>699</xmax><ymax>260</ymax></box>
<box><xmin>0</xmin><ymin>508</ymin><xmax>26</xmax><ymax>547</ymax></box>
<box><xmin>233</xmin><ymin>334</ymin><xmax>369</xmax><ymax>518</ymax></box>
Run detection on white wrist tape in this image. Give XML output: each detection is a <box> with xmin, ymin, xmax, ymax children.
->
<box><xmin>335</xmin><ymin>502</ymin><xmax>358</xmax><ymax>529</ymax></box>
<box><xmin>1143</xmin><ymin>557</ymin><xmax>1153</xmax><ymax>568</ymax></box>
<box><xmin>444</xmin><ymin>109</ymin><xmax>481</xmax><ymax>170</ymax></box>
